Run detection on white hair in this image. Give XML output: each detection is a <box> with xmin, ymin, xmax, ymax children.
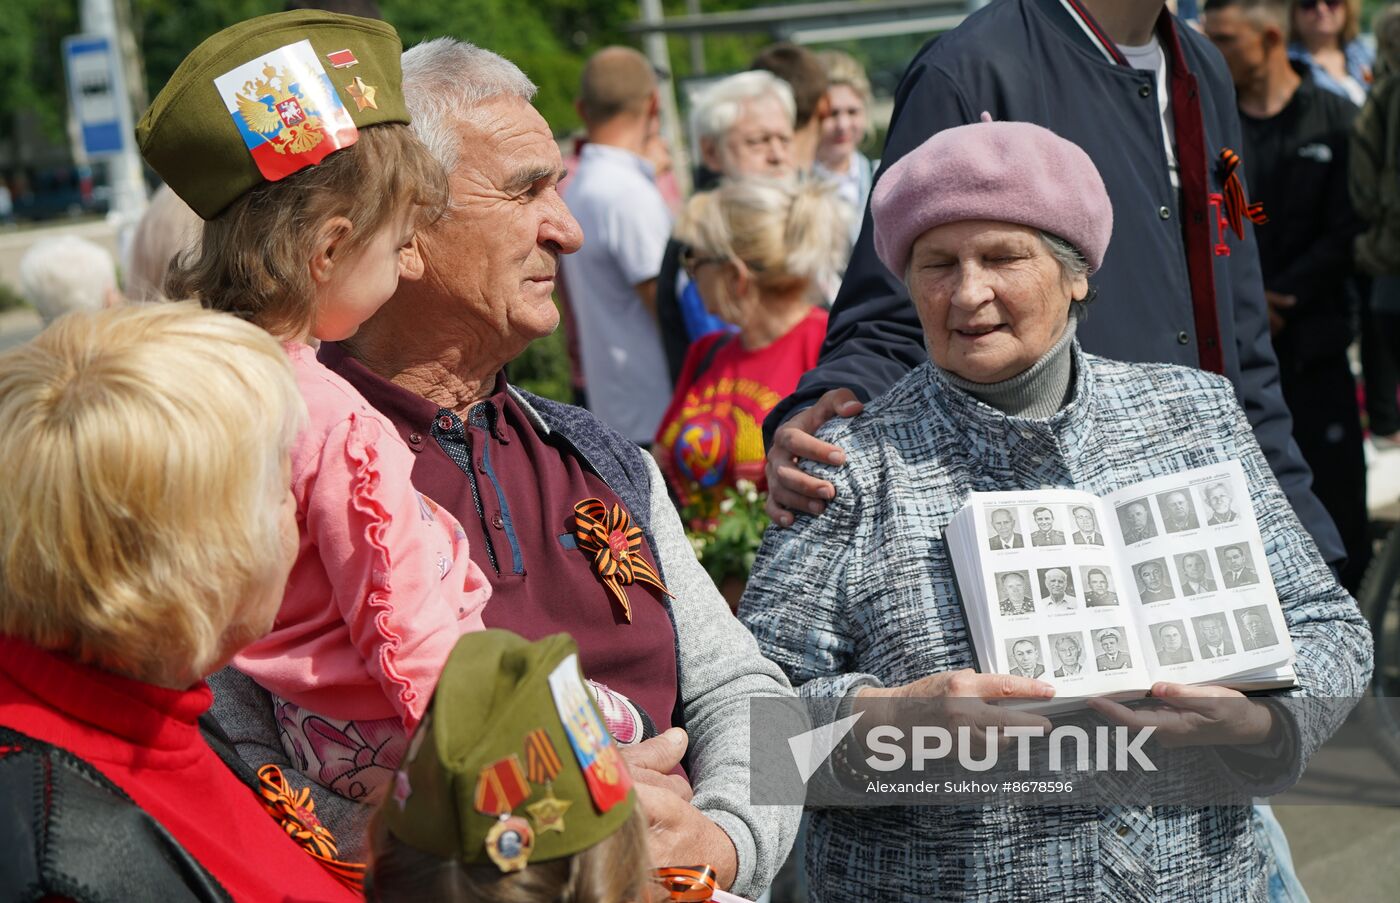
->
<box><xmin>18</xmin><ymin>235</ymin><xmax>117</xmax><ymax>324</ymax></box>
<box><xmin>690</xmin><ymin>70</ymin><xmax>796</xmax><ymax>142</ymax></box>
<box><xmin>400</xmin><ymin>37</ymin><xmax>538</xmax><ymax>175</ymax></box>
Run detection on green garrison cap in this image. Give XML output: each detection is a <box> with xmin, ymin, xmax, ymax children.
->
<box><xmin>136</xmin><ymin>9</ymin><xmax>410</xmax><ymax>220</ymax></box>
<box><xmin>380</xmin><ymin>630</ymin><xmax>636</xmax><ymax>872</ymax></box>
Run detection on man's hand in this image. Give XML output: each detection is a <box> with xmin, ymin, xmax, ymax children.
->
<box><xmin>1087</xmin><ymin>682</ymin><xmax>1277</xmax><ymax>748</ymax></box>
<box><xmin>619</xmin><ymin>727</ymin><xmax>692</xmax><ymax>800</ymax></box>
<box><xmin>620</xmin><ymin>728</ymin><xmax>739</xmax><ymax>890</ymax></box>
<box><xmin>633</xmin><ymin>782</ymin><xmax>739</xmax><ymax>890</ymax></box>
<box><xmin>765</xmin><ymin>388</ymin><xmax>863</xmax><ymax>526</ymax></box>
<box><xmin>1264</xmin><ymin>290</ymin><xmax>1296</xmax><ymax>337</ymax></box>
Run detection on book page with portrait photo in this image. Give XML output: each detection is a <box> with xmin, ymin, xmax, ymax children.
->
<box><xmin>945</xmin><ymin>488</ymin><xmax>1154</xmax><ymax>695</ymax></box>
<box><xmin>1099</xmin><ymin>461</ymin><xmax>1295</xmax><ymax>686</ymax></box>
<box><xmin>946</xmin><ymin>461</ymin><xmax>1296</xmax><ymax>699</ymax></box>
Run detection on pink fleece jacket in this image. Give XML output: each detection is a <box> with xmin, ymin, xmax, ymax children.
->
<box><xmin>234</xmin><ymin>343</ymin><xmax>491</xmax><ymax>728</ymax></box>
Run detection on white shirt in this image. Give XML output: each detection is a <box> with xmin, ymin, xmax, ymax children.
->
<box><xmin>561</xmin><ymin>143</ymin><xmax>674</xmax><ymax>443</ymax></box>
<box><xmin>1118</xmin><ymin>36</ymin><xmax>1179</xmax><ymax>190</ymax></box>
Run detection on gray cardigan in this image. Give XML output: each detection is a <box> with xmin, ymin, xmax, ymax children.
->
<box><xmin>210</xmin><ymin>387</ymin><xmax>800</xmax><ymax>897</ymax></box>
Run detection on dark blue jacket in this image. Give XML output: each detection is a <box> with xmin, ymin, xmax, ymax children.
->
<box><xmin>765</xmin><ymin>0</ymin><xmax>1343</xmax><ymax>567</ymax></box>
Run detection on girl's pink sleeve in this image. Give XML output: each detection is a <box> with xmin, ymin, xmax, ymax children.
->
<box><xmin>303</xmin><ymin>412</ymin><xmax>490</xmax><ymax>728</ymax></box>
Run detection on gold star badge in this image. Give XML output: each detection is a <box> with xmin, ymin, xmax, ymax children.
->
<box><xmin>526</xmin><ymin>794</ymin><xmax>571</xmax><ymax>833</ymax></box>
<box><xmin>346</xmin><ymin>76</ymin><xmax>378</xmax><ymax>112</ymax></box>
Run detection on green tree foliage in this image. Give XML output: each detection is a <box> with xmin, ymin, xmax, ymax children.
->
<box><xmin>0</xmin><ymin>0</ymin><xmax>79</xmax><ymax>147</ymax></box>
<box><xmin>134</xmin><ymin>0</ymin><xmax>281</xmax><ymax>109</ymax></box>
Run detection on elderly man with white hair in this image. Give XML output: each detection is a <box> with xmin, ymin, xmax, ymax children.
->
<box><xmin>209</xmin><ymin>37</ymin><xmax>799</xmax><ymax>897</ymax></box>
<box><xmin>656</xmin><ymin>70</ymin><xmax>799</xmax><ymax>379</ymax></box>
<box><xmin>18</xmin><ymin>235</ymin><xmax>120</xmax><ymax>324</ymax></box>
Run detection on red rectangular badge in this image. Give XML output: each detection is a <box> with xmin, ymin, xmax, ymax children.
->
<box><xmin>326</xmin><ymin>49</ymin><xmax>359</xmax><ymax>69</ymax></box>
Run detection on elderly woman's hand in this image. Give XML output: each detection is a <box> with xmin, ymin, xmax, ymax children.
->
<box><xmin>764</xmin><ymin>388</ymin><xmax>864</xmax><ymax>526</ymax></box>
<box><xmin>1086</xmin><ymin>682</ymin><xmax>1279</xmax><ymax>748</ymax></box>
<box><xmin>857</xmin><ymin>669</ymin><xmax>1056</xmax><ymax>751</ymax></box>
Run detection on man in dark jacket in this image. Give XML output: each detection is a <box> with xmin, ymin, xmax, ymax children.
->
<box><xmin>759</xmin><ymin>0</ymin><xmax>1345</xmax><ymax>575</ymax></box>
<box><xmin>1204</xmin><ymin>0</ymin><xmax>1367</xmax><ymax>589</ymax></box>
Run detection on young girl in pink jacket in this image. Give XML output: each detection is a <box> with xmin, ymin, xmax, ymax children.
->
<box><xmin>141</xmin><ymin>12</ymin><xmax>490</xmax><ymax>802</ymax></box>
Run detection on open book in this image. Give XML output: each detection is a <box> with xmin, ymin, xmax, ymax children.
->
<box><xmin>946</xmin><ymin>461</ymin><xmax>1295</xmax><ymax>700</ymax></box>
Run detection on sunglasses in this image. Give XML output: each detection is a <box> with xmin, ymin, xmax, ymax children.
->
<box><xmin>680</xmin><ymin>252</ymin><xmax>729</xmax><ymax>277</ymax></box>
<box><xmin>1298</xmin><ymin>0</ymin><xmax>1344</xmax><ymax>11</ymax></box>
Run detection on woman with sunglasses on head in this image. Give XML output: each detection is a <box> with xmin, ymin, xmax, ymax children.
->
<box><xmin>653</xmin><ymin>178</ymin><xmax>850</xmax><ymax>509</ymax></box>
<box><xmin>1291</xmin><ymin>0</ymin><xmax>1373</xmax><ymax>104</ymax></box>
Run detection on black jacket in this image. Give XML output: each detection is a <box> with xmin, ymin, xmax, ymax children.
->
<box><xmin>1240</xmin><ymin>66</ymin><xmax>1361</xmax><ymax>365</ymax></box>
<box><xmin>0</xmin><ymin>724</ymin><xmax>231</xmax><ymax>902</ymax></box>
<box><xmin>762</xmin><ymin>0</ymin><xmax>1344</xmax><ymax>568</ymax></box>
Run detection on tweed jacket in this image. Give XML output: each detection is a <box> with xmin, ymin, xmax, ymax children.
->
<box><xmin>739</xmin><ymin>346</ymin><xmax>1371</xmax><ymax>902</ymax></box>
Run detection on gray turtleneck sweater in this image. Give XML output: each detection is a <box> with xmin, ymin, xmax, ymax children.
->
<box><xmin>942</xmin><ymin>311</ymin><xmax>1078</xmax><ymax>418</ymax></box>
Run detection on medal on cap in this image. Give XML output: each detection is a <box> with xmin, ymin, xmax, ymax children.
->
<box><xmin>523</xmin><ymin>728</ymin><xmax>570</xmax><ymax>832</ymax></box>
<box><xmin>213</xmin><ymin>39</ymin><xmax>359</xmax><ymax>182</ymax></box>
<box><xmin>547</xmin><ymin>654</ymin><xmax>631</xmax><ymax>812</ymax></box>
<box><xmin>484</xmin><ymin>815</ymin><xmax>534</xmax><ymax>872</ymax></box>
<box><xmin>325</xmin><ymin>48</ymin><xmax>359</xmax><ymax>69</ymax></box>
<box><xmin>473</xmin><ymin>754</ymin><xmax>530</xmax><ymax>816</ymax></box>
<box><xmin>345</xmin><ymin>76</ymin><xmax>378</xmax><ymax>112</ymax></box>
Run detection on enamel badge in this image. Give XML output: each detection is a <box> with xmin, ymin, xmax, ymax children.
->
<box><xmin>213</xmin><ymin>39</ymin><xmax>359</xmax><ymax>182</ymax></box>
<box><xmin>485</xmin><ymin>815</ymin><xmax>534</xmax><ymax>872</ymax></box>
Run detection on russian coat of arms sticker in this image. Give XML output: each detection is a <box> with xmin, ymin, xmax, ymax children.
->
<box><xmin>213</xmin><ymin>39</ymin><xmax>359</xmax><ymax>181</ymax></box>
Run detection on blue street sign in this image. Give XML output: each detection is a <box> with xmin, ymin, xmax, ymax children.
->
<box><xmin>63</xmin><ymin>34</ymin><xmax>125</xmax><ymax>158</ymax></box>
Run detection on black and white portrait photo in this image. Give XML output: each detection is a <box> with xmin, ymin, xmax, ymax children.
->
<box><xmin>1093</xmin><ymin>628</ymin><xmax>1132</xmax><ymax>671</ymax></box>
<box><xmin>987</xmin><ymin>507</ymin><xmax>1025</xmax><ymax>551</ymax></box>
<box><xmin>1201</xmin><ymin>481</ymin><xmax>1239</xmax><ymax>525</ymax></box>
<box><xmin>1151</xmin><ymin>620</ymin><xmax>1193</xmax><ymax>665</ymax></box>
<box><xmin>1217</xmin><ymin>544</ymin><xmax>1260</xmax><ymax>588</ymax></box>
<box><xmin>1007</xmin><ymin>636</ymin><xmax>1046</xmax><ymax>679</ymax></box>
<box><xmin>1156</xmin><ymin>488</ymin><xmax>1201</xmax><ymax>533</ymax></box>
<box><xmin>1235</xmin><ymin>606</ymin><xmax>1280</xmax><ymax>651</ymax></box>
<box><xmin>1049</xmin><ymin>632</ymin><xmax>1087</xmax><ymax>678</ymax></box>
<box><xmin>1071</xmin><ymin>505</ymin><xmax>1104</xmax><ymax>545</ymax></box>
<box><xmin>1192</xmin><ymin>613</ymin><xmax>1237</xmax><ymax>658</ymax></box>
<box><xmin>1174</xmin><ymin>550</ymin><xmax>1218</xmax><ymax>596</ymax></box>
<box><xmin>1134</xmin><ymin>558</ymin><xmax>1176</xmax><ymax>603</ymax></box>
<box><xmin>1116</xmin><ymin>498</ymin><xmax>1159</xmax><ymax>545</ymax></box>
<box><xmin>996</xmin><ymin>570</ymin><xmax>1035</xmax><ymax>616</ymax></box>
<box><xmin>1029</xmin><ymin>506</ymin><xmax>1066</xmax><ymax>547</ymax></box>
<box><xmin>1038</xmin><ymin>567</ymin><xmax>1078</xmax><ymax>612</ymax></box>
<box><xmin>1082</xmin><ymin>566</ymin><xmax>1120</xmax><ymax>607</ymax></box>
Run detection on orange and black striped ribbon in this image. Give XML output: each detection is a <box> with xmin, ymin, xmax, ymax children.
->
<box><xmin>573</xmin><ymin>498</ymin><xmax>674</xmax><ymax>622</ymax></box>
<box><xmin>1219</xmin><ymin>148</ymin><xmax>1268</xmax><ymax>240</ymax></box>
<box><xmin>256</xmin><ymin>765</ymin><xmax>365</xmax><ymax>893</ymax></box>
<box><xmin>655</xmin><ymin>865</ymin><xmax>720</xmax><ymax>901</ymax></box>
<box><xmin>524</xmin><ymin>728</ymin><xmax>562</xmax><ymax>784</ymax></box>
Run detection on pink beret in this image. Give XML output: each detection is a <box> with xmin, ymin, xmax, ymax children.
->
<box><xmin>871</xmin><ymin>114</ymin><xmax>1113</xmax><ymax>278</ymax></box>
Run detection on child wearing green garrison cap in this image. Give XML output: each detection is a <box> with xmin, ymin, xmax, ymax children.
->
<box><xmin>136</xmin><ymin>9</ymin><xmax>492</xmax><ymax>802</ymax></box>
<box><xmin>367</xmin><ymin>630</ymin><xmax>652</xmax><ymax>902</ymax></box>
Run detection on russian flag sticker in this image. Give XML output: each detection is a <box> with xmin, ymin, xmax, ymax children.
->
<box><xmin>213</xmin><ymin>39</ymin><xmax>359</xmax><ymax>182</ymax></box>
<box><xmin>546</xmin><ymin>653</ymin><xmax>632</xmax><ymax>813</ymax></box>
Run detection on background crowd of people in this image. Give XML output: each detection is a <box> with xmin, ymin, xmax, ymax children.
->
<box><xmin>1</xmin><ymin>0</ymin><xmax>1398</xmax><ymax>900</ymax></box>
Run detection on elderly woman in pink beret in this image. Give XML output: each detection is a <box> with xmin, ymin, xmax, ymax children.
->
<box><xmin>738</xmin><ymin>116</ymin><xmax>1370</xmax><ymax>901</ymax></box>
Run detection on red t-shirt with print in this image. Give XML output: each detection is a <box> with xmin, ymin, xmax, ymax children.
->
<box><xmin>655</xmin><ymin>308</ymin><xmax>828</xmax><ymax>501</ymax></box>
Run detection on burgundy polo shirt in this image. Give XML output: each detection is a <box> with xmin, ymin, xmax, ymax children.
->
<box><xmin>319</xmin><ymin>343</ymin><xmax>679</xmax><ymax>734</ymax></box>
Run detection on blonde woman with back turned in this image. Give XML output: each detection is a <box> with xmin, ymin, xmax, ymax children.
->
<box><xmin>653</xmin><ymin>177</ymin><xmax>850</xmax><ymax>506</ymax></box>
<box><xmin>0</xmin><ymin>302</ymin><xmax>364</xmax><ymax>900</ymax></box>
